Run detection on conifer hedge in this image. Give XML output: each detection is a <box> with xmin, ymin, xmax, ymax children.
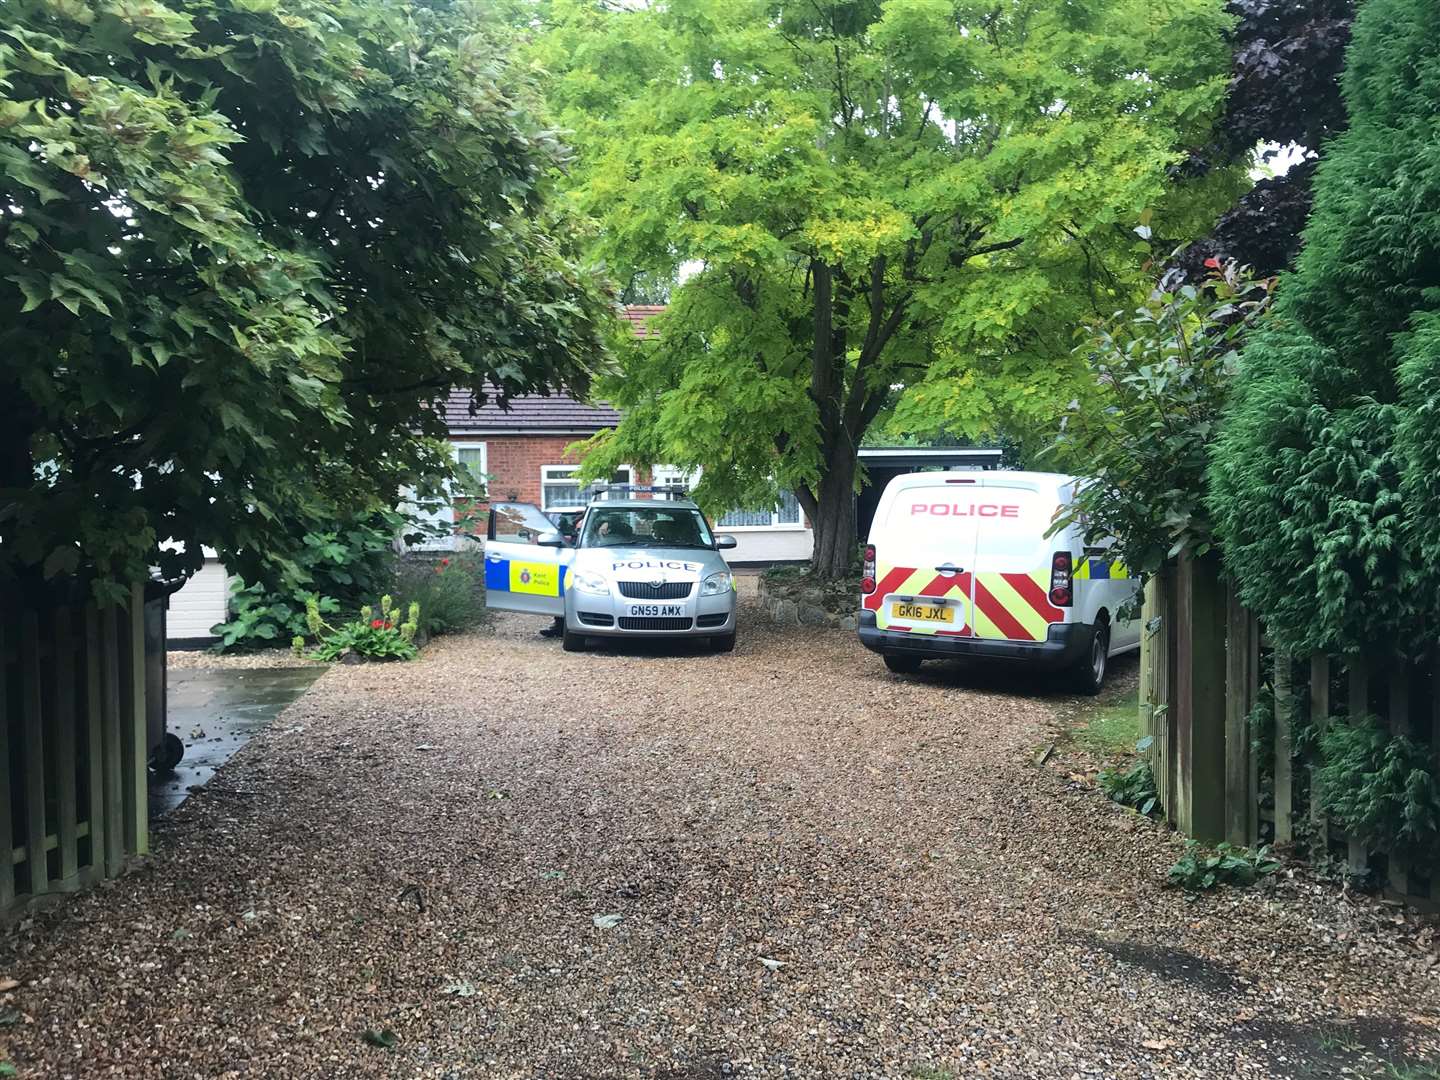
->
<box><xmin>1209</xmin><ymin>0</ymin><xmax>1440</xmax><ymax>659</ymax></box>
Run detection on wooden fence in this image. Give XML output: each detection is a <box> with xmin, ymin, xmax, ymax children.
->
<box><xmin>0</xmin><ymin>583</ymin><xmax>155</xmax><ymax>912</ymax></box>
<box><xmin>1140</xmin><ymin>553</ymin><xmax>1439</xmax><ymax>908</ymax></box>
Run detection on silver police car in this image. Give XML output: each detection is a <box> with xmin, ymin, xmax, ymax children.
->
<box><xmin>481</xmin><ymin>487</ymin><xmax>739</xmax><ymax>652</ymax></box>
<box><xmin>561</xmin><ymin>493</ymin><xmax>738</xmax><ymax>652</ymax></box>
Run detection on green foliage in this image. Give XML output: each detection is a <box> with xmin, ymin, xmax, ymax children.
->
<box><xmin>1049</xmin><ymin>260</ymin><xmax>1275</xmax><ymax>579</ymax></box>
<box><xmin>295</xmin><ymin>595</ymin><xmax>419</xmax><ymax>663</ymax></box>
<box><xmin>1318</xmin><ymin>717</ymin><xmax>1440</xmax><ymax>871</ymax></box>
<box><xmin>0</xmin><ymin>0</ymin><xmax>610</xmax><ymax>603</ymax></box>
<box><xmin>394</xmin><ymin>555</ymin><xmax>486</xmax><ymax>638</ymax></box>
<box><xmin>537</xmin><ymin>0</ymin><xmax>1241</xmax><ymax>575</ymax></box>
<box><xmin>211</xmin><ymin>580</ymin><xmax>338</xmax><ymax>651</ymax></box>
<box><xmin>1166</xmin><ymin>840</ymin><xmax>1280</xmax><ymax>891</ymax></box>
<box><xmin>1098</xmin><ymin>739</ymin><xmax>1161</xmax><ymax>818</ymax></box>
<box><xmin>210</xmin><ymin>514</ymin><xmax>399</xmax><ymax>650</ymax></box>
<box><xmin>1208</xmin><ymin>0</ymin><xmax>1440</xmax><ymax>657</ymax></box>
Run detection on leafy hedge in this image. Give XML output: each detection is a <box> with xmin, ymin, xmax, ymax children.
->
<box><xmin>1209</xmin><ymin>0</ymin><xmax>1440</xmax><ymax>659</ymax></box>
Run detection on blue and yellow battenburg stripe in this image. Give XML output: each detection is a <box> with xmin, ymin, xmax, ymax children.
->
<box><xmin>1074</xmin><ymin>557</ymin><xmax>1129</xmax><ymax>581</ymax></box>
<box><xmin>484</xmin><ymin>554</ymin><xmax>569</xmax><ymax>597</ymax></box>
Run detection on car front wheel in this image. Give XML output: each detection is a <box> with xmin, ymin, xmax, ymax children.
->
<box><xmin>710</xmin><ymin>632</ymin><xmax>737</xmax><ymax>653</ymax></box>
<box><xmin>562</xmin><ymin>627</ymin><xmax>586</xmax><ymax>653</ymax></box>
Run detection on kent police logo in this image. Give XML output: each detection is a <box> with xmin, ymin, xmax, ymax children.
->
<box><xmin>520</xmin><ymin>568</ymin><xmax>532</xmax><ymax>585</ymax></box>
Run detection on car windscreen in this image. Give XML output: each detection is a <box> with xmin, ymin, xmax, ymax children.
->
<box><xmin>580</xmin><ymin>506</ymin><xmax>715</xmax><ymax>549</ymax></box>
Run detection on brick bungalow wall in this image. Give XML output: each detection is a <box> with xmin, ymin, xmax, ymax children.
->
<box><xmin>483</xmin><ymin>435</ymin><xmax>587</xmax><ymax>504</ymax></box>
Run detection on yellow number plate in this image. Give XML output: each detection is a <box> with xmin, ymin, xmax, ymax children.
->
<box><xmin>891</xmin><ymin>602</ymin><xmax>954</xmax><ymax>623</ymax></box>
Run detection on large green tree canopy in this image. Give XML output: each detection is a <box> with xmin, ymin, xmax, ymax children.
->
<box><xmin>1209</xmin><ymin>0</ymin><xmax>1440</xmax><ymax>658</ymax></box>
<box><xmin>1</xmin><ymin>0</ymin><xmax>611</xmax><ymax>602</ymax></box>
<box><xmin>536</xmin><ymin>0</ymin><xmax>1240</xmax><ymax>575</ymax></box>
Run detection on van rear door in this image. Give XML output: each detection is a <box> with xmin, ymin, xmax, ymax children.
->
<box><xmin>866</xmin><ymin>478</ymin><xmax>981</xmax><ymax>638</ymax></box>
<box><xmin>967</xmin><ymin>478</ymin><xmax>1068</xmax><ymax>642</ymax></box>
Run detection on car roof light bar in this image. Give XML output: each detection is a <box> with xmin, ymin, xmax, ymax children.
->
<box><xmin>588</xmin><ymin>483</ymin><xmax>691</xmax><ymax>500</ymax></box>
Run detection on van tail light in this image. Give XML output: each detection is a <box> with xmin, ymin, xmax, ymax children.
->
<box><xmin>861</xmin><ymin>544</ymin><xmax>877</xmax><ymax>594</ymax></box>
<box><xmin>1048</xmin><ymin>551</ymin><xmax>1073</xmax><ymax>607</ymax></box>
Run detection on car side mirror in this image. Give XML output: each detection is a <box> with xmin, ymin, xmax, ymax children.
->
<box><xmin>536</xmin><ymin>530</ymin><xmax>565</xmax><ymax>548</ymax></box>
<box><xmin>714</xmin><ymin>534</ymin><xmax>738</xmax><ymax>550</ymax></box>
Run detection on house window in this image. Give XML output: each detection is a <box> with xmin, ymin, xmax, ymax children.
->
<box><xmin>717</xmin><ymin>489</ymin><xmax>802</xmax><ymax>529</ymax></box>
<box><xmin>651</xmin><ymin>466</ymin><xmax>694</xmax><ymax>499</ymax></box>
<box><xmin>540</xmin><ymin>465</ymin><xmax>633</xmax><ymax>511</ymax></box>
<box><xmin>652</xmin><ymin>465</ymin><xmax>803</xmax><ymax>528</ymax></box>
<box><xmin>454</xmin><ymin>443</ymin><xmax>488</xmax><ymax>498</ymax></box>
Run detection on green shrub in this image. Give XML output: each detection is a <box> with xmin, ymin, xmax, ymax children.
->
<box><xmin>1318</xmin><ymin>717</ymin><xmax>1440</xmax><ymax>871</ymax></box>
<box><xmin>1167</xmin><ymin>841</ymin><xmax>1280</xmax><ymax>891</ymax></box>
<box><xmin>211</xmin><ymin>514</ymin><xmax>399</xmax><ymax>650</ymax></box>
<box><xmin>394</xmin><ymin>554</ymin><xmax>485</xmax><ymax>637</ymax></box>
<box><xmin>211</xmin><ymin>580</ymin><xmax>339</xmax><ymax>650</ymax></box>
<box><xmin>1209</xmin><ymin>0</ymin><xmax>1440</xmax><ymax>657</ymax></box>
<box><xmin>293</xmin><ymin>595</ymin><xmax>420</xmax><ymax>662</ymax></box>
<box><xmin>1098</xmin><ymin>738</ymin><xmax>1161</xmax><ymax>818</ymax></box>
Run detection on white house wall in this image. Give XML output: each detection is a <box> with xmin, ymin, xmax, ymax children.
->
<box><xmin>167</xmin><ymin>559</ymin><xmax>232</xmax><ymax>641</ymax></box>
<box><xmin>723</xmin><ymin>527</ymin><xmax>813</xmax><ymax>565</ymax></box>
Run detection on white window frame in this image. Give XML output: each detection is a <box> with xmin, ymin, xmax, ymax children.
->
<box><xmin>452</xmin><ymin>441</ymin><xmax>489</xmax><ymax>500</ymax></box>
<box><xmin>714</xmin><ymin>491</ymin><xmax>803</xmax><ymax>531</ymax></box>
<box><xmin>540</xmin><ymin>464</ymin><xmax>633</xmax><ymax>512</ymax></box>
<box><xmin>652</xmin><ymin>465</ymin><xmax>804</xmax><ymax>531</ymax></box>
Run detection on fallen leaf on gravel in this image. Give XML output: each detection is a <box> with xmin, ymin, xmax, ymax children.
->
<box><xmin>758</xmin><ymin>957</ymin><xmax>786</xmax><ymax>972</ymax></box>
<box><xmin>592</xmin><ymin>913</ymin><xmax>623</xmax><ymax>929</ymax></box>
<box><xmin>1142</xmin><ymin>1039</ymin><xmax>1172</xmax><ymax>1051</ymax></box>
<box><xmin>441</xmin><ymin>980</ymin><xmax>476</xmax><ymax>997</ymax></box>
<box><xmin>169</xmin><ymin>929</ymin><xmax>191</xmax><ymax>942</ymax></box>
<box><xmin>361</xmin><ymin>1028</ymin><xmax>397</xmax><ymax>1049</ymax></box>
<box><xmin>415</xmin><ymin>744</ymin><xmax>438</xmax><ymax>751</ymax></box>
<box><xmin>0</xmin><ymin>980</ymin><xmax>18</xmax><ymax>993</ymax></box>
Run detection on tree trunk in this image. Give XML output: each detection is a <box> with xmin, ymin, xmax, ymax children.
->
<box><xmin>807</xmin><ymin>449</ymin><xmax>857</xmax><ymax>579</ymax></box>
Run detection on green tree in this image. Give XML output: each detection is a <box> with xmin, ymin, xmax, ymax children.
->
<box><xmin>1049</xmin><ymin>258</ymin><xmax>1275</xmax><ymax>582</ymax></box>
<box><xmin>0</xmin><ymin>0</ymin><xmax>610</xmax><ymax>603</ymax></box>
<box><xmin>537</xmin><ymin>0</ymin><xmax>1240</xmax><ymax>576</ymax></box>
<box><xmin>1209</xmin><ymin>0</ymin><xmax>1440</xmax><ymax>658</ymax></box>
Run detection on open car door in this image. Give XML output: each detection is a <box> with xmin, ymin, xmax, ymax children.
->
<box><xmin>484</xmin><ymin>502</ymin><xmax>572</xmax><ymax>617</ymax></box>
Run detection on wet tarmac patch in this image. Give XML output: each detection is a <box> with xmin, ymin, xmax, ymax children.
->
<box><xmin>148</xmin><ymin>665</ymin><xmax>324</xmax><ymax>815</ymax></box>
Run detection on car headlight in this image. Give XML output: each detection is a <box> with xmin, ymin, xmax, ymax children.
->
<box><xmin>700</xmin><ymin>570</ymin><xmax>733</xmax><ymax>596</ymax></box>
<box><xmin>573</xmin><ymin>570</ymin><xmax>610</xmax><ymax>595</ymax></box>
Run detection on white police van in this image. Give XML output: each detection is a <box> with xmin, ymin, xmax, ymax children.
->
<box><xmin>857</xmin><ymin>470</ymin><xmax>1139</xmax><ymax>692</ymax></box>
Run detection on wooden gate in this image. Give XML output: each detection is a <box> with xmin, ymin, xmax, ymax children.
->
<box><xmin>1140</xmin><ymin>562</ymin><xmax>1439</xmax><ymax>908</ymax></box>
<box><xmin>0</xmin><ymin>583</ymin><xmax>152</xmax><ymax>911</ymax></box>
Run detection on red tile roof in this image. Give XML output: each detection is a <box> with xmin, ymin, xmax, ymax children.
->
<box><xmin>443</xmin><ymin>305</ymin><xmax>661</xmax><ymax>434</ymax></box>
<box><xmin>619</xmin><ymin>304</ymin><xmax>665</xmax><ymax>339</ymax></box>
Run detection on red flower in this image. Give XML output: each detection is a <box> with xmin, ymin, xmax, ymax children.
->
<box><xmin>371</xmin><ymin>619</ymin><xmax>384</xmax><ymax>629</ymax></box>
<box><xmin>439</xmin><ymin>558</ymin><xmax>450</xmax><ymax>567</ymax></box>
<box><xmin>1203</xmin><ymin>256</ymin><xmax>1221</xmax><ymax>269</ymax></box>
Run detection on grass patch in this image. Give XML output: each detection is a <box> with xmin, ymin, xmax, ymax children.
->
<box><xmin>1073</xmin><ymin>685</ymin><xmax>1140</xmax><ymax>754</ymax></box>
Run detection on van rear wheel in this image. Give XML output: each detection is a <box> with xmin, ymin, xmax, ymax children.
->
<box><xmin>884</xmin><ymin>654</ymin><xmax>923</xmax><ymax>675</ymax></box>
<box><xmin>1071</xmin><ymin>622</ymin><xmax>1109</xmax><ymax>695</ymax></box>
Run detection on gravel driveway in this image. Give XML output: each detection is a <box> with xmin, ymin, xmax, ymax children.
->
<box><xmin>2</xmin><ymin>597</ymin><xmax>1437</xmax><ymax>1079</ymax></box>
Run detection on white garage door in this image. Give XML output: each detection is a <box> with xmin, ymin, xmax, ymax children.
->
<box><xmin>167</xmin><ymin>561</ymin><xmax>232</xmax><ymax>641</ymax></box>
